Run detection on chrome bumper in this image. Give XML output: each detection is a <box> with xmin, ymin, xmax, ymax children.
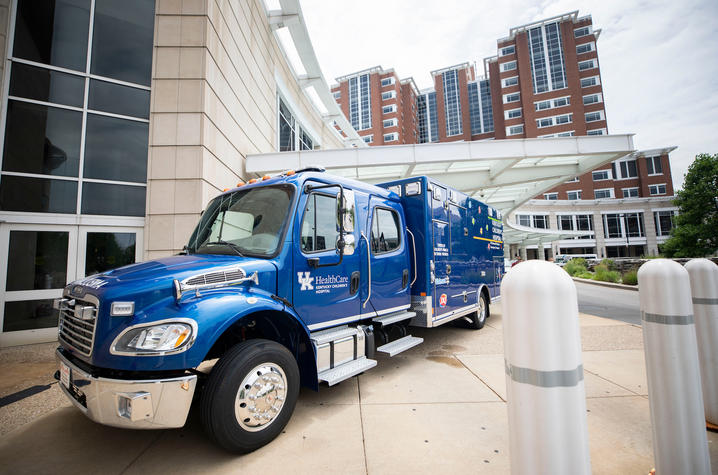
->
<box><xmin>55</xmin><ymin>349</ymin><xmax>197</xmax><ymax>429</ymax></box>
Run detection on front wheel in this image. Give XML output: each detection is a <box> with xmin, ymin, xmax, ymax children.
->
<box><xmin>200</xmin><ymin>339</ymin><xmax>300</xmax><ymax>453</ymax></box>
<box><xmin>469</xmin><ymin>291</ymin><xmax>488</xmax><ymax>330</ymax></box>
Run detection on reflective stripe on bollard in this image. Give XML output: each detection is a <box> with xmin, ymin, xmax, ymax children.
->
<box><xmin>501</xmin><ymin>260</ymin><xmax>590</xmax><ymax>475</ymax></box>
<box><xmin>637</xmin><ymin>259</ymin><xmax>711</xmax><ymax>474</ymax></box>
<box><xmin>685</xmin><ymin>258</ymin><xmax>718</xmax><ymax>426</ymax></box>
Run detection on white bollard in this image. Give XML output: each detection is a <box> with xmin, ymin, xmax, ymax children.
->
<box><xmin>637</xmin><ymin>259</ymin><xmax>711</xmax><ymax>474</ymax></box>
<box><xmin>501</xmin><ymin>260</ymin><xmax>591</xmax><ymax>475</ymax></box>
<box><xmin>685</xmin><ymin>258</ymin><xmax>718</xmax><ymax>426</ymax></box>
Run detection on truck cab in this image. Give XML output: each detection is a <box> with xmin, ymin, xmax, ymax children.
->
<box><xmin>54</xmin><ymin>169</ymin><xmax>501</xmax><ymax>453</ymax></box>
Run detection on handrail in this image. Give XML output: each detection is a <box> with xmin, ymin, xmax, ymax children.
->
<box><xmin>406</xmin><ymin>228</ymin><xmax>417</xmax><ymax>287</ymax></box>
<box><xmin>360</xmin><ymin>232</ymin><xmax>371</xmax><ymax>308</ymax></box>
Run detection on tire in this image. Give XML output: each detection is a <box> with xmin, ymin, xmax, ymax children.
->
<box><xmin>201</xmin><ymin>339</ymin><xmax>300</xmax><ymax>453</ymax></box>
<box><xmin>469</xmin><ymin>290</ymin><xmax>489</xmax><ymax>330</ymax></box>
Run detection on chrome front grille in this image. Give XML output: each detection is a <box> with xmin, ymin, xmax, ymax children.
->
<box><xmin>57</xmin><ymin>297</ymin><xmax>98</xmax><ymax>357</ymax></box>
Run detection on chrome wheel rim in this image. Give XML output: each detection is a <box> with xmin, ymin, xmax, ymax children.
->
<box><xmin>478</xmin><ymin>292</ymin><xmax>486</xmax><ymax>323</ymax></box>
<box><xmin>235</xmin><ymin>363</ymin><xmax>288</xmax><ymax>432</ymax></box>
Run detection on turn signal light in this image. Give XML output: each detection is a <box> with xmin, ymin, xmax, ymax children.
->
<box><xmin>236</xmin><ymin>182</ymin><xmax>245</xmax><ymax>187</ymax></box>
<box><xmin>222</xmin><ymin>188</ymin><xmax>229</xmax><ymax>192</ymax></box>
<box><xmin>286</xmin><ymin>170</ymin><xmax>296</xmax><ymax>176</ymax></box>
<box><xmin>248</xmin><ymin>178</ymin><xmax>258</xmax><ymax>184</ymax></box>
<box><xmin>262</xmin><ymin>175</ymin><xmax>271</xmax><ymax>181</ymax></box>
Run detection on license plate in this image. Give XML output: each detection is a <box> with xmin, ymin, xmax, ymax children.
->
<box><xmin>60</xmin><ymin>362</ymin><xmax>71</xmax><ymax>388</ymax></box>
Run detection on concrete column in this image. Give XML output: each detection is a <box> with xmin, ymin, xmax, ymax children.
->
<box><xmin>644</xmin><ymin>208</ymin><xmax>659</xmax><ymax>256</ymax></box>
<box><xmin>519</xmin><ymin>246</ymin><xmax>527</xmax><ymax>261</ymax></box>
<box><xmin>593</xmin><ymin>212</ymin><xmax>606</xmax><ymax>258</ymax></box>
<box><xmin>504</xmin><ymin>243</ymin><xmax>511</xmax><ymax>259</ymax></box>
<box><xmin>538</xmin><ymin>242</ymin><xmax>545</xmax><ymax>260</ymax></box>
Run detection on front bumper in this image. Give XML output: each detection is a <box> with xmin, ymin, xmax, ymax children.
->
<box><xmin>55</xmin><ymin>349</ymin><xmax>197</xmax><ymax>429</ymax></box>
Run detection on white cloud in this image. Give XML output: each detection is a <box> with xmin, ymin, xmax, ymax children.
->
<box><xmin>300</xmin><ymin>0</ymin><xmax>718</xmax><ymax>189</ymax></box>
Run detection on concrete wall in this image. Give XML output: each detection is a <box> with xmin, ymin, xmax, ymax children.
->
<box><xmin>146</xmin><ymin>0</ymin><xmax>345</xmax><ymax>259</ymax></box>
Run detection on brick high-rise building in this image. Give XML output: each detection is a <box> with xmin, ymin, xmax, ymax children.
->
<box><xmin>331</xmin><ymin>66</ymin><xmax>418</xmax><ymax>146</ymax></box>
<box><xmin>332</xmin><ymin>11</ymin><xmax>675</xmax><ymax>204</ymax></box>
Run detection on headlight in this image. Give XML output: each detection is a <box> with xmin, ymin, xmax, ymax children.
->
<box><xmin>111</xmin><ymin>318</ymin><xmax>197</xmax><ymax>356</ymax></box>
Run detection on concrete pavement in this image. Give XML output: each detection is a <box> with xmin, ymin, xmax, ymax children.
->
<box><xmin>0</xmin><ymin>305</ymin><xmax>716</xmax><ymax>474</ymax></box>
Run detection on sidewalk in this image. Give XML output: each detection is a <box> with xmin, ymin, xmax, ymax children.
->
<box><xmin>0</xmin><ymin>306</ymin><xmax>716</xmax><ymax>474</ymax></box>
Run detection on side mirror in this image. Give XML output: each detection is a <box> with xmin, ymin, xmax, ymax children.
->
<box><xmin>336</xmin><ymin>189</ymin><xmax>355</xmax><ymax>255</ymax></box>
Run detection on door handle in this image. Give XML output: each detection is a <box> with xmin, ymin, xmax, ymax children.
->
<box><xmin>446</xmin><ymin>264</ymin><xmax>451</xmax><ymax>274</ymax></box>
<box><xmin>360</xmin><ymin>232</ymin><xmax>371</xmax><ymax>308</ymax></box>
<box><xmin>350</xmin><ymin>271</ymin><xmax>360</xmax><ymax>295</ymax></box>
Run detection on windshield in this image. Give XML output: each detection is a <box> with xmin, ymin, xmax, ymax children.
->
<box><xmin>187</xmin><ymin>185</ymin><xmax>294</xmax><ymax>257</ymax></box>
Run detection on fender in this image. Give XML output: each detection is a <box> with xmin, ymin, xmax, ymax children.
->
<box><xmin>202</xmin><ymin>292</ymin><xmax>319</xmax><ymax>390</ymax></box>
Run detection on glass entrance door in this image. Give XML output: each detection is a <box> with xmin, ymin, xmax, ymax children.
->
<box><xmin>0</xmin><ymin>223</ymin><xmax>78</xmax><ymax>346</ymax></box>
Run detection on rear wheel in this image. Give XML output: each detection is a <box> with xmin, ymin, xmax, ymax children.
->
<box><xmin>469</xmin><ymin>290</ymin><xmax>488</xmax><ymax>330</ymax></box>
<box><xmin>201</xmin><ymin>339</ymin><xmax>300</xmax><ymax>453</ymax></box>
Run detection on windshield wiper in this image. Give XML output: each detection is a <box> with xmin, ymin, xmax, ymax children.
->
<box><xmin>203</xmin><ymin>240</ymin><xmax>245</xmax><ymax>256</ymax></box>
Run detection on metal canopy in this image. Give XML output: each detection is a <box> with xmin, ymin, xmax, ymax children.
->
<box><xmin>502</xmin><ymin>222</ymin><xmax>590</xmax><ymax>246</ymax></box>
<box><xmin>246</xmin><ymin>135</ymin><xmax>634</xmax><ymax>216</ymax></box>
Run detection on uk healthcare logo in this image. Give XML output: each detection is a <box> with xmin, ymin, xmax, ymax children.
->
<box><xmin>298</xmin><ymin>272</ymin><xmax>314</xmax><ymax>291</ymax></box>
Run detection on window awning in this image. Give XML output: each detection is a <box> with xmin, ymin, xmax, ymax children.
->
<box><xmin>246</xmin><ymin>135</ymin><xmax>634</xmax><ymax>217</ymax></box>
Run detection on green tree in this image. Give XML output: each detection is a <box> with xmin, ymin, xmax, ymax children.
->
<box><xmin>662</xmin><ymin>153</ymin><xmax>718</xmax><ymax>257</ymax></box>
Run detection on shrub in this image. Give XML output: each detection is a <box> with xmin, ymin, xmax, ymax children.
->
<box><xmin>594</xmin><ymin>264</ymin><xmax>620</xmax><ymax>283</ymax></box>
<box><xmin>576</xmin><ymin>271</ymin><xmax>594</xmax><ymax>279</ymax></box>
<box><xmin>600</xmin><ymin>258</ymin><xmax>616</xmax><ymax>271</ymax></box>
<box><xmin>622</xmin><ymin>270</ymin><xmax>638</xmax><ymax>285</ymax></box>
<box><xmin>564</xmin><ymin>258</ymin><xmax>587</xmax><ymax>276</ymax></box>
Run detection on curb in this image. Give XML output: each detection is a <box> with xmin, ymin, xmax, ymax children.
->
<box><xmin>572</xmin><ymin>277</ymin><xmax>638</xmax><ymax>292</ymax></box>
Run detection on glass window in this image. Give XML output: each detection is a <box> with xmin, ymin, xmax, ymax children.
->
<box><xmin>622</xmin><ymin>188</ymin><xmax>639</xmax><ymax>198</ymax></box>
<box><xmin>0</xmin><ymin>175</ymin><xmax>77</xmax><ymax>213</ymax></box>
<box><xmin>3</xmin><ymin>100</ymin><xmax>83</xmax><ymax>177</ymax></box>
<box><xmin>578</xmin><ymin>60</ymin><xmax>595</xmax><ymax>71</ymax></box>
<box><xmin>371</xmin><ymin>208</ymin><xmax>401</xmax><ymax>254</ymax></box>
<box><xmin>83</xmin><ymin>114</ymin><xmax>149</xmax><ymax>183</ymax></box>
<box><xmin>301</xmin><ymin>194</ymin><xmax>338</xmax><ymax>253</ymax></box>
<box><xmin>567</xmin><ymin>190</ymin><xmax>582</xmax><ymax>200</ymax></box>
<box><xmin>90</xmin><ymin>0</ymin><xmax>155</xmax><ymax>86</ymax></box>
<box><xmin>535</xmin><ymin>100</ymin><xmax>550</xmax><ymax>111</ymax></box>
<box><xmin>383</xmin><ymin>119</ymin><xmax>397</xmax><ymax>128</ymax></box>
<box><xmin>188</xmin><ymin>185</ymin><xmax>293</xmax><ymax>256</ymax></box>
<box><xmin>583</xmin><ymin>94</ymin><xmax>601</xmax><ymax>105</ymax></box>
<box><xmin>592</xmin><ymin>170</ymin><xmax>610</xmax><ymax>181</ymax></box>
<box><xmin>85</xmin><ymin>232</ymin><xmax>136</xmax><ymax>275</ymax></box>
<box><xmin>646</xmin><ymin>156</ymin><xmax>663</xmax><ymax>175</ymax></box>
<box><xmin>604</xmin><ymin>214</ymin><xmax>622</xmax><ymax>238</ymax></box>
<box><xmin>362</xmin><ymin>135</ymin><xmax>373</xmax><ymax>144</ymax></box>
<box><xmin>507</xmin><ymin>109</ymin><xmax>522</xmax><ymax>119</ymax></box>
<box><xmin>517</xmin><ymin>215</ymin><xmax>531</xmax><ymax>227</ymax></box>
<box><xmin>594</xmin><ymin>189</ymin><xmax>613</xmax><ymax>199</ymax></box>
<box><xmin>649</xmin><ymin>184</ymin><xmax>667</xmax><ymax>195</ymax></box>
<box><xmin>299</xmin><ymin>128</ymin><xmax>313</xmax><ymax>151</ymax></box>
<box><xmin>384</xmin><ymin>133</ymin><xmax>398</xmax><ymax>142</ymax></box>
<box><xmin>508</xmin><ymin>125</ymin><xmax>524</xmax><ymax>135</ymax></box>
<box><xmin>12</xmin><ymin>0</ymin><xmax>91</xmax><ymax>72</ymax></box>
<box><xmin>544</xmin><ymin>192</ymin><xmax>558</xmax><ymax>200</ymax></box>
<box><xmin>537</xmin><ymin>117</ymin><xmax>553</xmax><ymax>128</ymax></box>
<box><xmin>9</xmin><ymin>62</ymin><xmax>85</xmax><ymax>107</ymax></box>
<box><xmin>587</xmin><ymin>129</ymin><xmax>604</xmax><ymax>135</ymax></box>
<box><xmin>6</xmin><ymin>231</ymin><xmax>69</xmax><ymax>291</ymax></box>
<box><xmin>553</xmin><ymin>97</ymin><xmax>569</xmax><ymax>107</ymax></box>
<box><xmin>558</xmin><ymin>215</ymin><xmax>574</xmax><ymax>230</ymax></box>
<box><xmin>3</xmin><ymin>299</ymin><xmax>59</xmax><ymax>332</ymax></box>
<box><xmin>381</xmin><ymin>77</ymin><xmax>394</xmax><ymax>87</ymax></box>
<box><xmin>654</xmin><ymin>211</ymin><xmax>675</xmax><ymax>236</ymax></box>
<box><xmin>619</xmin><ymin>160</ymin><xmax>638</xmax><ymax>179</ymax></box>
<box><xmin>576</xmin><ymin>215</ymin><xmax>593</xmax><ymax>232</ymax></box>
<box><xmin>574</xmin><ymin>27</ymin><xmax>590</xmax><ymax>38</ymax></box>
<box><xmin>502</xmin><ymin>76</ymin><xmax>518</xmax><ymax>87</ymax></box>
<box><xmin>581</xmin><ymin>77</ymin><xmax>597</xmax><ymax>88</ymax></box>
<box><xmin>586</xmin><ymin>112</ymin><xmax>602</xmax><ymax>122</ymax></box>
<box><xmin>381</xmin><ymin>91</ymin><xmax>395</xmax><ymax>100</ymax></box>
<box><xmin>533</xmin><ymin>215</ymin><xmax>548</xmax><ymax>229</ymax></box>
<box><xmin>500</xmin><ymin>45</ymin><xmax>515</xmax><ymax>56</ymax></box>
<box><xmin>501</xmin><ymin>61</ymin><xmax>516</xmax><ymax>72</ymax></box>
<box><xmin>625</xmin><ymin>213</ymin><xmax>644</xmax><ymax>237</ymax></box>
<box><xmin>556</xmin><ymin>114</ymin><xmax>572</xmax><ymax>124</ymax></box>
<box><xmin>382</xmin><ymin>105</ymin><xmax>396</xmax><ymax>114</ymax></box>
<box><xmin>576</xmin><ymin>43</ymin><xmax>593</xmax><ymax>54</ymax></box>
<box><xmin>279</xmin><ymin>99</ymin><xmax>295</xmax><ymax>152</ymax></box>
<box><xmin>88</xmin><ymin>80</ymin><xmax>150</xmax><ymax>119</ymax></box>
<box><xmin>81</xmin><ymin>182</ymin><xmax>146</xmax><ymax>216</ymax></box>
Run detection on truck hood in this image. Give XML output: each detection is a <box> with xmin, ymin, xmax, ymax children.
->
<box><xmin>67</xmin><ymin>254</ymin><xmax>278</xmax><ymax>308</ymax></box>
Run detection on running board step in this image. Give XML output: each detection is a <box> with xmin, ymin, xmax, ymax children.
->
<box><xmin>373</xmin><ymin>311</ymin><xmax>416</xmax><ymax>326</ymax></box>
<box><xmin>318</xmin><ymin>357</ymin><xmax>377</xmax><ymax>386</ymax></box>
<box><xmin>376</xmin><ymin>335</ymin><xmax>423</xmax><ymax>357</ymax></box>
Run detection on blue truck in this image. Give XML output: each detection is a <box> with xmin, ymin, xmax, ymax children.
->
<box><xmin>54</xmin><ymin>169</ymin><xmax>503</xmax><ymax>452</ymax></box>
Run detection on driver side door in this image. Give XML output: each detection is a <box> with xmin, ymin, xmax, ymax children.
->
<box><xmin>292</xmin><ymin>189</ymin><xmax>362</xmax><ymax>331</ymax></box>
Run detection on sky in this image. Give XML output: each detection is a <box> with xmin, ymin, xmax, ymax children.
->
<box><xmin>299</xmin><ymin>0</ymin><xmax>718</xmax><ymax>190</ymax></box>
